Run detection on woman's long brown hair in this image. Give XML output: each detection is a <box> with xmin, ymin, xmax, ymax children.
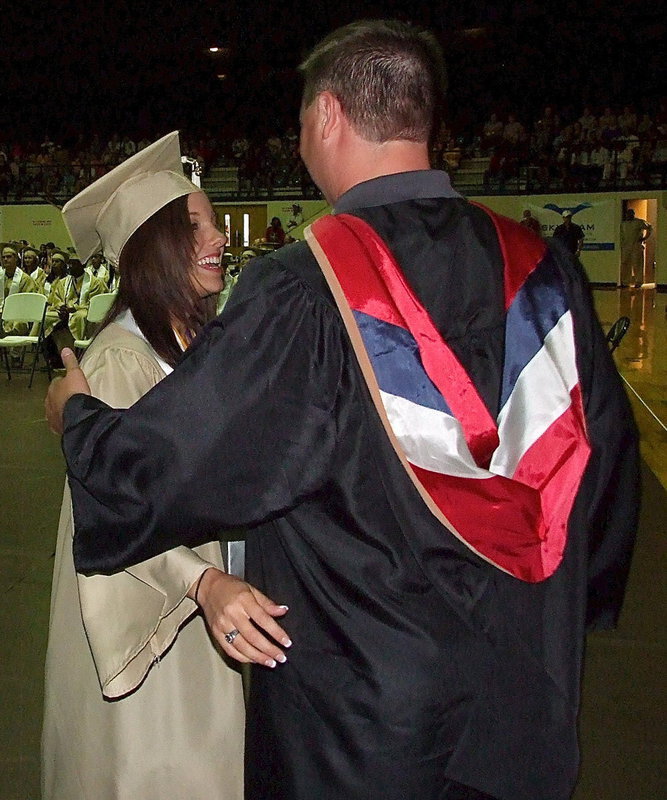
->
<box><xmin>100</xmin><ymin>194</ymin><xmax>217</xmax><ymax>367</ymax></box>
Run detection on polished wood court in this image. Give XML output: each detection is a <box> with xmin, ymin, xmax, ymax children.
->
<box><xmin>0</xmin><ymin>287</ymin><xmax>665</xmax><ymax>799</ymax></box>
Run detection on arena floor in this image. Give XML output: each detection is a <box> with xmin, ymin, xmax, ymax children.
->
<box><xmin>1</xmin><ymin>286</ymin><xmax>665</xmax><ymax>800</ymax></box>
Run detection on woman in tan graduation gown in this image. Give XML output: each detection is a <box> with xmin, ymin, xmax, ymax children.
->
<box><xmin>42</xmin><ymin>134</ymin><xmax>290</xmax><ymax>800</ymax></box>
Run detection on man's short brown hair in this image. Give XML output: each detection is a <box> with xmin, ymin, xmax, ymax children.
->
<box><xmin>299</xmin><ymin>19</ymin><xmax>446</xmax><ymax>144</ymax></box>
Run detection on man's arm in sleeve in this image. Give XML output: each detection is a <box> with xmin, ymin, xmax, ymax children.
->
<box><xmin>62</xmin><ymin>259</ymin><xmax>344</xmax><ymax>575</ymax></box>
<box><xmin>552</xmin><ymin>241</ymin><xmax>640</xmax><ymax>628</ymax></box>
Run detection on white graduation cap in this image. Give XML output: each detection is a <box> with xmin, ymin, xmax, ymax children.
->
<box><xmin>62</xmin><ymin>131</ymin><xmax>199</xmax><ymax>265</ymax></box>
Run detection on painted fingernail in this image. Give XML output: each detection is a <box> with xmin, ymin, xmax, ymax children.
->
<box><xmin>276</xmin><ymin>653</ymin><xmax>287</xmax><ymax>664</ymax></box>
<box><xmin>279</xmin><ymin>605</ymin><xmax>289</xmax><ymax>610</ymax></box>
<box><xmin>282</xmin><ymin>637</ymin><xmax>292</xmax><ymax>647</ymax></box>
<box><xmin>265</xmin><ymin>658</ymin><xmax>277</xmax><ymax>668</ymax></box>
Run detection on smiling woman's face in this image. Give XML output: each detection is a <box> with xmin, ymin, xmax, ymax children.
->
<box><xmin>187</xmin><ymin>192</ymin><xmax>226</xmax><ymax>297</ymax></box>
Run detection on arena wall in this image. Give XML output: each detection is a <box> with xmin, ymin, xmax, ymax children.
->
<box><xmin>2</xmin><ymin>190</ymin><xmax>664</xmax><ymax>286</ymax></box>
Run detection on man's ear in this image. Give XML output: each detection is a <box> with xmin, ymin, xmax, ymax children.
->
<box><xmin>317</xmin><ymin>91</ymin><xmax>343</xmax><ymax>140</ymax></box>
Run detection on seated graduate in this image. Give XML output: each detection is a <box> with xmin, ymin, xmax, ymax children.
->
<box><xmin>21</xmin><ymin>246</ymin><xmax>45</xmax><ymax>291</ymax></box>
<box><xmin>1</xmin><ymin>245</ymin><xmax>37</xmax><ymax>336</ymax></box>
<box><xmin>42</xmin><ymin>254</ymin><xmax>107</xmax><ymax>356</ymax></box>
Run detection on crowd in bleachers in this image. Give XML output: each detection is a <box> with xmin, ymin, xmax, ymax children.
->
<box><xmin>0</xmin><ymin>134</ymin><xmax>222</xmax><ymax>204</ymax></box>
<box><xmin>475</xmin><ymin>101</ymin><xmax>667</xmax><ymax>192</ymax></box>
<box><xmin>0</xmin><ymin>99</ymin><xmax>666</xmax><ymax>204</ymax></box>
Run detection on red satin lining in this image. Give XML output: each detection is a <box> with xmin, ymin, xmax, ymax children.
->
<box><xmin>314</xmin><ymin>214</ymin><xmax>499</xmax><ymax>468</ymax></box>
<box><xmin>413</xmin><ymin>386</ymin><xmax>590</xmax><ymax>581</ymax></box>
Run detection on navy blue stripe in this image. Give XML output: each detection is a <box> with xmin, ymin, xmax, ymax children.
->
<box><xmin>353</xmin><ymin>311</ymin><xmax>452</xmax><ymax>414</ymax></box>
<box><xmin>500</xmin><ymin>252</ymin><xmax>569</xmax><ymax>410</ymax></box>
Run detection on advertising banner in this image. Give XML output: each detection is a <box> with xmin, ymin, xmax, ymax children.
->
<box><xmin>527</xmin><ymin>199</ymin><xmax>615</xmax><ymax>250</ymax></box>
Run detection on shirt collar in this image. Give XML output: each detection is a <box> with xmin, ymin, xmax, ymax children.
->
<box><xmin>333</xmin><ymin>170</ymin><xmax>462</xmax><ymax>213</ymax></box>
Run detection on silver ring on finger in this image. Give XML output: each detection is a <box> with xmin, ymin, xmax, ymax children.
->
<box><xmin>224</xmin><ymin>628</ymin><xmax>240</xmax><ymax>645</ymax></box>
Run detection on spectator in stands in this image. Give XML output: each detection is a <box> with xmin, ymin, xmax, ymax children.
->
<box><xmin>267</xmin><ymin>134</ymin><xmax>283</xmax><ymax>158</ymax></box>
<box><xmin>578</xmin><ymin>106</ymin><xmax>597</xmax><ymax>135</ymax></box>
<box><xmin>553</xmin><ymin>210</ymin><xmax>584</xmax><ymax>256</ymax></box>
<box><xmin>120</xmin><ymin>135</ymin><xmax>137</xmax><ymax>157</ymax></box>
<box><xmin>589</xmin><ymin>132</ymin><xmax>613</xmax><ymax>183</ymax></box>
<box><xmin>520</xmin><ymin>209</ymin><xmax>541</xmax><ymax>236</ymax></box>
<box><xmin>264</xmin><ymin>216</ymin><xmax>286</xmax><ymax>245</ymax></box>
<box><xmin>571</xmin><ymin>121</ymin><xmax>586</xmax><ymax>145</ymax></box>
<box><xmin>616</xmin><ymin>134</ymin><xmax>640</xmax><ymax>183</ymax></box>
<box><xmin>106</xmin><ymin>133</ymin><xmax>122</xmax><ymax>155</ymax></box>
<box><xmin>618</xmin><ymin>106</ymin><xmax>638</xmax><ymax>136</ymax></box>
<box><xmin>483</xmin><ymin>147</ymin><xmax>508</xmax><ymax>190</ymax></box>
<box><xmin>534</xmin><ymin>105</ymin><xmax>559</xmax><ymax>150</ymax></box>
<box><xmin>650</xmin><ymin>135</ymin><xmax>667</xmax><ymax>182</ymax></box>
<box><xmin>481</xmin><ymin>112</ymin><xmax>504</xmax><ymax>153</ymax></box>
<box><xmin>503</xmin><ymin>113</ymin><xmax>525</xmax><ymax>146</ymax></box>
<box><xmin>637</xmin><ymin>113</ymin><xmax>654</xmax><ymax>138</ymax></box>
<box><xmin>599</xmin><ymin>107</ymin><xmax>620</xmax><ymax>144</ymax></box>
<box><xmin>231</xmin><ymin>136</ymin><xmax>249</xmax><ymax>162</ymax></box>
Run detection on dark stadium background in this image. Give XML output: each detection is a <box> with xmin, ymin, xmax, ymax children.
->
<box><xmin>2</xmin><ymin>0</ymin><xmax>665</xmax><ymax>144</ymax></box>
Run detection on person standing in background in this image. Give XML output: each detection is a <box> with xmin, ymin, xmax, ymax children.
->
<box><xmin>553</xmin><ymin>209</ymin><xmax>584</xmax><ymax>256</ymax></box>
<box><xmin>519</xmin><ymin>209</ymin><xmax>541</xmax><ymax>236</ymax></box>
<box><xmin>620</xmin><ymin>208</ymin><xmax>652</xmax><ymax>287</ymax></box>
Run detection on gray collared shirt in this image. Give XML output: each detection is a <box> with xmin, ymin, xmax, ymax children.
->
<box><xmin>333</xmin><ymin>169</ymin><xmax>462</xmax><ymax>213</ymax></box>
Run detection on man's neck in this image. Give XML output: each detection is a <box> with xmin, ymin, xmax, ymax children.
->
<box><xmin>328</xmin><ymin>140</ymin><xmax>431</xmax><ymax>204</ymax></box>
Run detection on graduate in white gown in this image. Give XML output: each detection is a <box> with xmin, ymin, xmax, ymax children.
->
<box><xmin>42</xmin><ymin>132</ymin><xmax>290</xmax><ymax>800</ymax></box>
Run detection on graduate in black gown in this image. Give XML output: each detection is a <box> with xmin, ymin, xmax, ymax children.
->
<box><xmin>47</xmin><ymin>21</ymin><xmax>639</xmax><ymax>800</ymax></box>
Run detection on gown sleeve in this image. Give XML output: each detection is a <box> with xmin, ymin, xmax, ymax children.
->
<box><xmin>550</xmin><ymin>241</ymin><xmax>640</xmax><ymax>628</ymax></box>
<box><xmin>65</xmin><ymin>258</ymin><xmax>344</xmax><ymax>575</ymax></box>
<box><xmin>76</xmin><ymin>337</ymin><xmax>224</xmax><ymax>695</ymax></box>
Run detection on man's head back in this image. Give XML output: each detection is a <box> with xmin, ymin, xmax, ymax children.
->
<box><xmin>299</xmin><ymin>19</ymin><xmax>446</xmax><ymax>146</ymax></box>
<box><xmin>298</xmin><ymin>20</ymin><xmax>445</xmax><ymax>202</ymax></box>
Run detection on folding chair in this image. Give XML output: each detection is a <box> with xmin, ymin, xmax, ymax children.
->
<box><xmin>73</xmin><ymin>292</ymin><xmax>117</xmax><ymax>353</ymax></box>
<box><xmin>606</xmin><ymin>316</ymin><xmax>631</xmax><ymax>354</ymax></box>
<box><xmin>0</xmin><ymin>292</ymin><xmax>51</xmax><ymax>387</ymax></box>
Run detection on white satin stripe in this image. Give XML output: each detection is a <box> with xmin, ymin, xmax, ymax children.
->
<box><xmin>380</xmin><ymin>391</ymin><xmax>491</xmax><ymax>479</ymax></box>
<box><xmin>491</xmin><ymin>311</ymin><xmax>578</xmax><ymax>477</ymax></box>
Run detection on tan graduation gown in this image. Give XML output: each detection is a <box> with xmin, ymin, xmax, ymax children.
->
<box><xmin>41</xmin><ymin>322</ymin><xmax>245</xmax><ymax>800</ymax></box>
<box><xmin>67</xmin><ymin>273</ymin><xmax>109</xmax><ymax>340</ymax></box>
<box><xmin>31</xmin><ymin>266</ymin><xmax>50</xmax><ymax>294</ymax></box>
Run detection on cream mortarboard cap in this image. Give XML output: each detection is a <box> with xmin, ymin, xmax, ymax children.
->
<box><xmin>62</xmin><ymin>131</ymin><xmax>199</xmax><ymax>265</ymax></box>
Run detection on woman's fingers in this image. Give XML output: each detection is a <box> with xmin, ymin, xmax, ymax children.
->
<box><xmin>197</xmin><ymin>570</ymin><xmax>291</xmax><ymax>666</ymax></box>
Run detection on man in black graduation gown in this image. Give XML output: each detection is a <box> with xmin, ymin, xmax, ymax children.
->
<box><xmin>47</xmin><ymin>21</ymin><xmax>639</xmax><ymax>800</ymax></box>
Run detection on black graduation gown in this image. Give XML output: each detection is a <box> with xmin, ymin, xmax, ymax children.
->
<box><xmin>63</xmin><ymin>173</ymin><xmax>639</xmax><ymax>800</ymax></box>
